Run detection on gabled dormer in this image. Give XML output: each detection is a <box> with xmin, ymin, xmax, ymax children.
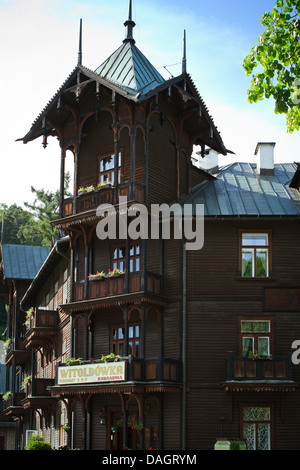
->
<box><xmin>18</xmin><ymin>0</ymin><xmax>228</xmax><ymax>226</ymax></box>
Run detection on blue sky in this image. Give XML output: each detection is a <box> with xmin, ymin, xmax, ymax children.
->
<box><xmin>1</xmin><ymin>0</ymin><xmax>299</xmax><ymax>207</ymax></box>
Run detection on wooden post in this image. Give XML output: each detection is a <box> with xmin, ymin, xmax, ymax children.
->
<box><xmin>59</xmin><ymin>146</ymin><xmax>66</xmax><ymax>218</ymax></box>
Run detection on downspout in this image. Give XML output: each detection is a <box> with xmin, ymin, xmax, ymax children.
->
<box><xmin>182</xmin><ymin>239</ymin><xmax>187</xmax><ymax>449</ymax></box>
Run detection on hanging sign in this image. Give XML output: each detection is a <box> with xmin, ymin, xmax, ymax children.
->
<box><xmin>57</xmin><ymin>361</ymin><xmax>126</xmax><ymax>385</ymax></box>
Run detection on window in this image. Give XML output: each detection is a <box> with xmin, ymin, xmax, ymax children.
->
<box><xmin>111</xmin><ymin>323</ymin><xmax>140</xmax><ymax>357</ymax></box>
<box><xmin>45</xmin><ymin>292</ymin><xmax>50</xmax><ymax>309</ymax></box>
<box><xmin>239</xmin><ymin>319</ymin><xmax>272</xmax><ymax>357</ymax></box>
<box><xmin>98</xmin><ymin>152</ymin><xmax>122</xmax><ymax>185</ymax></box>
<box><xmin>112</xmin><ymin>242</ymin><xmax>140</xmax><ymax>273</ymax></box>
<box><xmin>62</xmin><ymin>269</ymin><xmax>68</xmax><ymax>304</ymax></box>
<box><xmin>239</xmin><ymin>230</ymin><xmax>271</xmax><ymax>277</ymax></box>
<box><xmin>62</xmin><ymin>341</ymin><xmax>67</xmax><ymax>364</ymax></box>
<box><xmin>242</xmin><ymin>406</ymin><xmax>272</xmax><ymax>450</ymax></box>
<box><xmin>53</xmin><ymin>280</ymin><xmax>58</xmax><ymax>310</ymax></box>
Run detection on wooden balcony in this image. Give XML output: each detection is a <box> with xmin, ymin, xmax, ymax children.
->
<box><xmin>73</xmin><ymin>272</ymin><xmax>162</xmax><ymax>303</ymax></box>
<box><xmin>25</xmin><ymin>308</ymin><xmax>58</xmax><ymax>349</ymax></box>
<box><xmin>2</xmin><ymin>392</ymin><xmax>27</xmax><ymax>417</ymax></box>
<box><xmin>5</xmin><ymin>337</ymin><xmax>31</xmax><ymax>366</ymax></box>
<box><xmin>53</xmin><ymin>356</ymin><xmax>181</xmax><ymax>394</ymax></box>
<box><xmin>22</xmin><ymin>378</ymin><xmax>55</xmax><ymax>411</ymax></box>
<box><xmin>63</xmin><ymin>182</ymin><xmax>145</xmax><ymax>218</ymax></box>
<box><xmin>127</xmin><ymin>357</ymin><xmax>181</xmax><ymax>383</ymax></box>
<box><xmin>224</xmin><ymin>355</ymin><xmax>296</xmax><ymax>392</ymax></box>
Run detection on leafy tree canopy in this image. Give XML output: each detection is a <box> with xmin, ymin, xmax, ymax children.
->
<box><xmin>0</xmin><ymin>203</ymin><xmax>34</xmax><ymax>245</ymax></box>
<box><xmin>243</xmin><ymin>0</ymin><xmax>300</xmax><ymax>132</ymax></box>
<box><xmin>0</xmin><ymin>172</ymin><xmax>71</xmax><ymax>246</ymax></box>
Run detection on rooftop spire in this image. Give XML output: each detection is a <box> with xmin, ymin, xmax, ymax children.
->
<box><xmin>78</xmin><ymin>18</ymin><xmax>82</xmax><ymax>66</ymax></box>
<box><xmin>182</xmin><ymin>29</ymin><xmax>187</xmax><ymax>73</ymax></box>
<box><xmin>123</xmin><ymin>0</ymin><xmax>136</xmax><ymax>44</ymax></box>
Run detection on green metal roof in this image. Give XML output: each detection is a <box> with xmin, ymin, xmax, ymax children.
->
<box><xmin>182</xmin><ymin>162</ymin><xmax>300</xmax><ymax>217</ymax></box>
<box><xmin>1</xmin><ymin>244</ymin><xmax>50</xmax><ymax>280</ymax></box>
<box><xmin>94</xmin><ymin>1</ymin><xmax>164</xmax><ymax>99</ymax></box>
<box><xmin>94</xmin><ymin>41</ymin><xmax>165</xmax><ymax>99</ymax></box>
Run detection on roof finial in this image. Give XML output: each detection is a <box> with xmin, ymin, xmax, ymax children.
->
<box><xmin>182</xmin><ymin>29</ymin><xmax>187</xmax><ymax>73</ymax></box>
<box><xmin>123</xmin><ymin>0</ymin><xmax>136</xmax><ymax>44</ymax></box>
<box><xmin>78</xmin><ymin>18</ymin><xmax>82</xmax><ymax>66</ymax></box>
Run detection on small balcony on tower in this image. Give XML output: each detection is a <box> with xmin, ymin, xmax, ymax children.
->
<box><xmin>62</xmin><ymin>181</ymin><xmax>145</xmax><ymax>218</ymax></box>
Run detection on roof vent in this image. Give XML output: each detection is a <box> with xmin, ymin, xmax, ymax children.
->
<box><xmin>255</xmin><ymin>142</ymin><xmax>275</xmax><ymax>175</ymax></box>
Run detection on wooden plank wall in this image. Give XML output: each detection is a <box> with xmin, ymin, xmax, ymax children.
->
<box><xmin>184</xmin><ymin>218</ymin><xmax>300</xmax><ymax>449</ymax></box>
<box><xmin>148</xmin><ymin>112</ymin><xmax>177</xmax><ymax>204</ymax></box>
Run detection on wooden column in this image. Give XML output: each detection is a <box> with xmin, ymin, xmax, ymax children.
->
<box><xmin>112</xmin><ymin>92</ymin><xmax>119</xmax><ymax>202</ymax></box>
<box><xmin>130</xmin><ymin>122</ymin><xmax>136</xmax><ymax>200</ymax></box>
<box><xmin>141</xmin><ymin>304</ymin><xmax>146</xmax><ymax>359</ymax></box>
<box><xmin>59</xmin><ymin>145</ymin><xmax>66</xmax><ymax>218</ymax></box>
<box><xmin>73</xmin><ymin>145</ymin><xmax>79</xmax><ymax>214</ymax></box>
<box><xmin>124</xmin><ymin>305</ymin><xmax>129</xmax><ymax>357</ymax></box>
<box><xmin>144</xmin><ymin>116</ymin><xmax>149</xmax><ymax>204</ymax></box>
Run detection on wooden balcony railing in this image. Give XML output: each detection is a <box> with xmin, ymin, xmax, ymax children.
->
<box><xmin>3</xmin><ymin>392</ymin><xmax>26</xmax><ymax>410</ymax></box>
<box><xmin>56</xmin><ymin>356</ymin><xmax>180</xmax><ymax>388</ymax></box>
<box><xmin>28</xmin><ymin>308</ymin><xmax>58</xmax><ymax>329</ymax></box>
<box><xmin>25</xmin><ymin>309</ymin><xmax>58</xmax><ymax>349</ymax></box>
<box><xmin>127</xmin><ymin>357</ymin><xmax>180</xmax><ymax>383</ymax></box>
<box><xmin>73</xmin><ymin>272</ymin><xmax>162</xmax><ymax>302</ymax></box>
<box><xmin>63</xmin><ymin>182</ymin><xmax>145</xmax><ymax>217</ymax></box>
<box><xmin>24</xmin><ymin>378</ymin><xmax>55</xmax><ymax>398</ymax></box>
<box><xmin>226</xmin><ymin>355</ymin><xmax>293</xmax><ymax>382</ymax></box>
<box><xmin>5</xmin><ymin>337</ymin><xmax>31</xmax><ymax>366</ymax></box>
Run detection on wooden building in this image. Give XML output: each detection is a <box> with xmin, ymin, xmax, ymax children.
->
<box><xmin>0</xmin><ymin>243</ymin><xmax>50</xmax><ymax>449</ymax></box>
<box><xmin>2</xmin><ymin>2</ymin><xmax>300</xmax><ymax>450</ymax></box>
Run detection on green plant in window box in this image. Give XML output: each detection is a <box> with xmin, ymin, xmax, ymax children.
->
<box><xmin>88</xmin><ymin>271</ymin><xmax>106</xmax><ymax>280</ymax></box>
<box><xmin>101</xmin><ymin>353</ymin><xmax>121</xmax><ymax>362</ymax></box>
<box><xmin>78</xmin><ymin>185</ymin><xmax>95</xmax><ymax>194</ymax></box>
<box><xmin>24</xmin><ymin>307</ymin><xmax>34</xmax><ymax>328</ymax></box>
<box><xmin>65</xmin><ymin>357</ymin><xmax>83</xmax><ymax>366</ymax></box>
<box><xmin>21</xmin><ymin>375</ymin><xmax>32</xmax><ymax>390</ymax></box>
<box><xmin>248</xmin><ymin>351</ymin><xmax>272</xmax><ymax>361</ymax></box>
<box><xmin>3</xmin><ymin>338</ymin><xmax>11</xmax><ymax>353</ymax></box>
<box><xmin>106</xmin><ymin>269</ymin><xmax>125</xmax><ymax>277</ymax></box>
<box><xmin>2</xmin><ymin>391</ymin><xmax>11</xmax><ymax>401</ymax></box>
<box><xmin>61</xmin><ymin>425</ymin><xmax>70</xmax><ymax>433</ymax></box>
<box><xmin>96</xmin><ymin>181</ymin><xmax>113</xmax><ymax>190</ymax></box>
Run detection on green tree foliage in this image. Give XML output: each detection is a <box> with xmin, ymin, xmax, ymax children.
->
<box><xmin>21</xmin><ymin>186</ymin><xmax>61</xmax><ymax>246</ymax></box>
<box><xmin>0</xmin><ymin>172</ymin><xmax>71</xmax><ymax>246</ymax></box>
<box><xmin>0</xmin><ymin>204</ymin><xmax>35</xmax><ymax>245</ymax></box>
<box><xmin>25</xmin><ymin>435</ymin><xmax>52</xmax><ymax>450</ymax></box>
<box><xmin>243</xmin><ymin>0</ymin><xmax>300</xmax><ymax>132</ymax></box>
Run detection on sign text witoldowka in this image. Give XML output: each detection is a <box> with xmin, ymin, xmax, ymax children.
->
<box><xmin>58</xmin><ymin>362</ymin><xmax>126</xmax><ymax>385</ymax></box>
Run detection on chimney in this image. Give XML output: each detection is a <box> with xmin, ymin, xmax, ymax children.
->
<box><xmin>255</xmin><ymin>142</ymin><xmax>275</xmax><ymax>175</ymax></box>
<box><xmin>198</xmin><ymin>148</ymin><xmax>219</xmax><ymax>173</ymax></box>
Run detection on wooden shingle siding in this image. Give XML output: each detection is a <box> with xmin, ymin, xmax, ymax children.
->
<box><xmin>148</xmin><ymin>113</ymin><xmax>177</xmax><ymax>204</ymax></box>
<box><xmin>79</xmin><ymin>112</ymin><xmax>114</xmax><ymax>188</ymax></box>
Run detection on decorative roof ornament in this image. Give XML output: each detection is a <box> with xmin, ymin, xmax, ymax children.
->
<box><xmin>78</xmin><ymin>18</ymin><xmax>83</xmax><ymax>66</ymax></box>
<box><xmin>123</xmin><ymin>0</ymin><xmax>136</xmax><ymax>44</ymax></box>
<box><xmin>94</xmin><ymin>0</ymin><xmax>165</xmax><ymax>97</ymax></box>
<box><xmin>182</xmin><ymin>30</ymin><xmax>187</xmax><ymax>74</ymax></box>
